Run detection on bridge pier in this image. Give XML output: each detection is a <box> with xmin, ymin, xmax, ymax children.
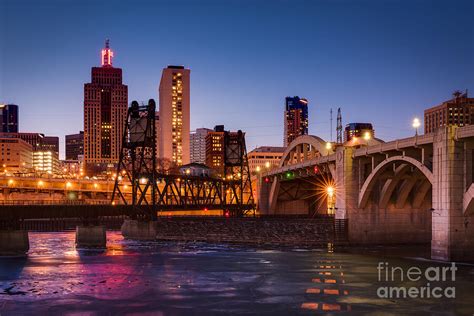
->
<box><xmin>0</xmin><ymin>230</ymin><xmax>29</xmax><ymax>256</ymax></box>
<box><xmin>431</xmin><ymin>127</ymin><xmax>474</xmax><ymax>261</ymax></box>
<box><xmin>121</xmin><ymin>219</ymin><xmax>158</xmax><ymax>240</ymax></box>
<box><xmin>75</xmin><ymin>225</ymin><xmax>106</xmax><ymax>249</ymax></box>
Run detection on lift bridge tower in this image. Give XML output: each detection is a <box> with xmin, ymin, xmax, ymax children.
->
<box><xmin>112</xmin><ymin>99</ymin><xmax>255</xmax><ymax>217</ymax></box>
<box><xmin>112</xmin><ymin>99</ymin><xmax>157</xmax><ymax>219</ymax></box>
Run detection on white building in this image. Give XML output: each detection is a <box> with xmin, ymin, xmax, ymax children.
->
<box><xmin>190</xmin><ymin>128</ymin><xmax>212</xmax><ymax>164</ymax></box>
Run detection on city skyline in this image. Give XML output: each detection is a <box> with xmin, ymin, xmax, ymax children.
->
<box><xmin>1</xmin><ymin>0</ymin><xmax>473</xmax><ymax>159</ymax></box>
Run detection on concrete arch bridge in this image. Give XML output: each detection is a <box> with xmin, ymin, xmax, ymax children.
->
<box><xmin>259</xmin><ymin>126</ymin><xmax>474</xmax><ymax>262</ymax></box>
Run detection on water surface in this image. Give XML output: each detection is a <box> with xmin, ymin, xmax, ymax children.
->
<box><xmin>0</xmin><ymin>232</ymin><xmax>473</xmax><ymax>315</ymax></box>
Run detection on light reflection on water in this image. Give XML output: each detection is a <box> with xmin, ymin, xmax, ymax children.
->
<box><xmin>0</xmin><ymin>232</ymin><xmax>473</xmax><ymax>315</ymax></box>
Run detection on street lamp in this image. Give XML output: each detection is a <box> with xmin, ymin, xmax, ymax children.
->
<box><xmin>327</xmin><ymin>186</ymin><xmax>334</xmax><ymax>199</ymax></box>
<box><xmin>412</xmin><ymin>117</ymin><xmax>421</xmax><ymax>136</ymax></box>
<box><xmin>326</xmin><ymin>142</ymin><xmax>332</xmax><ymax>156</ymax></box>
<box><xmin>363</xmin><ymin>131</ymin><xmax>371</xmax><ymax>146</ymax></box>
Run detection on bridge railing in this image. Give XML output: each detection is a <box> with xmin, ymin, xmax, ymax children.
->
<box><xmin>0</xmin><ymin>200</ymin><xmax>110</xmax><ymax>206</ymax></box>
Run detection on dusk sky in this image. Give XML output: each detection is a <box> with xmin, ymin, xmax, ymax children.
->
<box><xmin>1</xmin><ymin>0</ymin><xmax>473</xmax><ymax>159</ymax></box>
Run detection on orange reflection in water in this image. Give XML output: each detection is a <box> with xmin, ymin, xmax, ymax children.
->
<box><xmin>322</xmin><ymin>303</ymin><xmax>341</xmax><ymax>311</ymax></box>
<box><xmin>324</xmin><ymin>279</ymin><xmax>337</xmax><ymax>284</ymax></box>
<box><xmin>301</xmin><ymin>302</ymin><xmax>319</xmax><ymax>310</ymax></box>
<box><xmin>323</xmin><ymin>289</ymin><xmax>339</xmax><ymax>295</ymax></box>
<box><xmin>306</xmin><ymin>288</ymin><xmax>321</xmax><ymax>294</ymax></box>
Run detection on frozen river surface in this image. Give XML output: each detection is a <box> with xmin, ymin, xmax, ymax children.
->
<box><xmin>1</xmin><ymin>232</ymin><xmax>474</xmax><ymax>315</ymax></box>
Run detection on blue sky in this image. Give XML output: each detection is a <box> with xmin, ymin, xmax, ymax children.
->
<box><xmin>1</xmin><ymin>0</ymin><xmax>473</xmax><ymax>158</ymax></box>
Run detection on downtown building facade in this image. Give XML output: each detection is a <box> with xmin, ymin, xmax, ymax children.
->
<box><xmin>284</xmin><ymin>96</ymin><xmax>308</xmax><ymax>146</ymax></box>
<box><xmin>65</xmin><ymin>131</ymin><xmax>84</xmax><ymax>160</ymax></box>
<box><xmin>424</xmin><ymin>90</ymin><xmax>474</xmax><ymax>134</ymax></box>
<box><xmin>247</xmin><ymin>146</ymin><xmax>286</xmax><ymax>175</ymax></box>
<box><xmin>33</xmin><ymin>150</ymin><xmax>60</xmax><ymax>175</ymax></box>
<box><xmin>42</xmin><ymin>136</ymin><xmax>59</xmax><ymax>155</ymax></box>
<box><xmin>0</xmin><ymin>104</ymin><xmax>18</xmax><ymax>133</ymax></box>
<box><xmin>190</xmin><ymin>128</ymin><xmax>212</xmax><ymax>164</ymax></box>
<box><xmin>0</xmin><ymin>136</ymin><xmax>33</xmax><ymax>173</ymax></box>
<box><xmin>84</xmin><ymin>40</ymin><xmax>128</xmax><ymax>175</ymax></box>
<box><xmin>158</xmin><ymin>66</ymin><xmax>190</xmax><ymax>166</ymax></box>
<box><xmin>344</xmin><ymin>123</ymin><xmax>374</xmax><ymax>142</ymax></box>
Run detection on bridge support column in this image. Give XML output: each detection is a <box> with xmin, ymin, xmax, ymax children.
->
<box><xmin>257</xmin><ymin>177</ymin><xmax>272</xmax><ymax>214</ymax></box>
<box><xmin>121</xmin><ymin>219</ymin><xmax>158</xmax><ymax>240</ymax></box>
<box><xmin>432</xmin><ymin>127</ymin><xmax>474</xmax><ymax>261</ymax></box>
<box><xmin>0</xmin><ymin>230</ymin><xmax>29</xmax><ymax>256</ymax></box>
<box><xmin>335</xmin><ymin>146</ymin><xmax>358</xmax><ymax>220</ymax></box>
<box><xmin>75</xmin><ymin>225</ymin><xmax>106</xmax><ymax>249</ymax></box>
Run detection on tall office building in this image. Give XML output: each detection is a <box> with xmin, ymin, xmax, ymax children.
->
<box><xmin>424</xmin><ymin>90</ymin><xmax>474</xmax><ymax>134</ymax></box>
<box><xmin>190</xmin><ymin>128</ymin><xmax>212</xmax><ymax>164</ymax></box>
<box><xmin>84</xmin><ymin>40</ymin><xmax>128</xmax><ymax>175</ymax></box>
<box><xmin>65</xmin><ymin>131</ymin><xmax>84</xmax><ymax>160</ymax></box>
<box><xmin>344</xmin><ymin>123</ymin><xmax>374</xmax><ymax>142</ymax></box>
<box><xmin>0</xmin><ymin>104</ymin><xmax>18</xmax><ymax>133</ymax></box>
<box><xmin>205</xmin><ymin>125</ymin><xmax>226</xmax><ymax>176</ymax></box>
<box><xmin>284</xmin><ymin>96</ymin><xmax>308</xmax><ymax>146</ymax></box>
<box><xmin>42</xmin><ymin>136</ymin><xmax>59</xmax><ymax>154</ymax></box>
<box><xmin>158</xmin><ymin>65</ymin><xmax>190</xmax><ymax>166</ymax></box>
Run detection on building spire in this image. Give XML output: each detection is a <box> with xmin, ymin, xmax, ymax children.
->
<box><xmin>101</xmin><ymin>39</ymin><xmax>114</xmax><ymax>67</ymax></box>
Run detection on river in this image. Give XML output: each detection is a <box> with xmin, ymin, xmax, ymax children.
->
<box><xmin>0</xmin><ymin>232</ymin><xmax>473</xmax><ymax>315</ymax></box>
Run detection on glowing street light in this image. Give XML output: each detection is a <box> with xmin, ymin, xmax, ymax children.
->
<box><xmin>265</xmin><ymin>161</ymin><xmax>270</xmax><ymax>169</ymax></box>
<box><xmin>412</xmin><ymin>117</ymin><xmax>421</xmax><ymax>135</ymax></box>
<box><xmin>326</xmin><ymin>142</ymin><xmax>332</xmax><ymax>151</ymax></box>
<box><xmin>363</xmin><ymin>131</ymin><xmax>371</xmax><ymax>141</ymax></box>
<box><xmin>327</xmin><ymin>186</ymin><xmax>335</xmax><ymax>198</ymax></box>
<box><xmin>256</xmin><ymin>166</ymin><xmax>261</xmax><ymax>173</ymax></box>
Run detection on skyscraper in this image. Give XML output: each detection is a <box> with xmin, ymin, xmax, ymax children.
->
<box><xmin>284</xmin><ymin>96</ymin><xmax>308</xmax><ymax>146</ymax></box>
<box><xmin>0</xmin><ymin>104</ymin><xmax>18</xmax><ymax>133</ymax></box>
<box><xmin>190</xmin><ymin>128</ymin><xmax>212</xmax><ymax>164</ymax></box>
<box><xmin>65</xmin><ymin>131</ymin><xmax>84</xmax><ymax>160</ymax></box>
<box><xmin>159</xmin><ymin>65</ymin><xmax>190</xmax><ymax>166</ymax></box>
<box><xmin>84</xmin><ymin>40</ymin><xmax>128</xmax><ymax>175</ymax></box>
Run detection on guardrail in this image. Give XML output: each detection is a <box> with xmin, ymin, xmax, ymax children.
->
<box><xmin>0</xmin><ymin>200</ymin><xmax>110</xmax><ymax>206</ymax></box>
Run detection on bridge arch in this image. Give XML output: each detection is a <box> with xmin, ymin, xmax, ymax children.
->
<box><xmin>279</xmin><ymin>135</ymin><xmax>332</xmax><ymax>168</ymax></box>
<box><xmin>358</xmin><ymin>155</ymin><xmax>434</xmax><ymax>209</ymax></box>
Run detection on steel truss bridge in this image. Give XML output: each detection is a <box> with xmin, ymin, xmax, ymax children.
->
<box><xmin>0</xmin><ymin>99</ymin><xmax>256</xmax><ymax>221</ymax></box>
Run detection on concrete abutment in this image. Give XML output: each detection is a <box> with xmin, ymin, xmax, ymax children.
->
<box><xmin>121</xmin><ymin>219</ymin><xmax>158</xmax><ymax>240</ymax></box>
<box><xmin>0</xmin><ymin>230</ymin><xmax>29</xmax><ymax>256</ymax></box>
<box><xmin>75</xmin><ymin>225</ymin><xmax>106</xmax><ymax>249</ymax></box>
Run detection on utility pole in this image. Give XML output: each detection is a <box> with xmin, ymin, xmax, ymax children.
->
<box><xmin>330</xmin><ymin>108</ymin><xmax>333</xmax><ymax>142</ymax></box>
<box><xmin>336</xmin><ymin>108</ymin><xmax>342</xmax><ymax>144</ymax></box>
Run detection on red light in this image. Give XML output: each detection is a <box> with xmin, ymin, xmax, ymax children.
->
<box><xmin>204</xmin><ymin>207</ymin><xmax>208</xmax><ymax>212</ymax></box>
<box><xmin>314</xmin><ymin>166</ymin><xmax>319</xmax><ymax>174</ymax></box>
<box><xmin>264</xmin><ymin>177</ymin><xmax>270</xmax><ymax>183</ymax></box>
<box><xmin>225</xmin><ymin>211</ymin><xmax>230</xmax><ymax>218</ymax></box>
<box><xmin>101</xmin><ymin>39</ymin><xmax>114</xmax><ymax>67</ymax></box>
